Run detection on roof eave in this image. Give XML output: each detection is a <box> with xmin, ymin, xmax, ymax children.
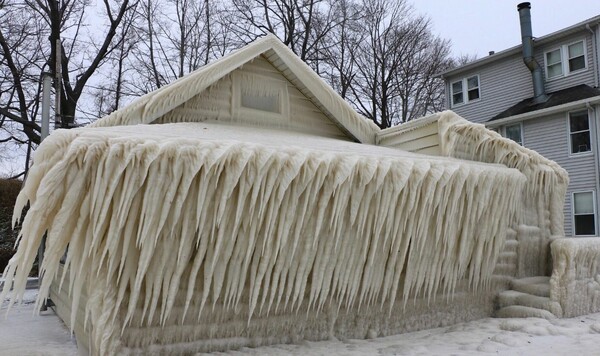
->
<box><xmin>486</xmin><ymin>95</ymin><xmax>600</xmax><ymax>128</ymax></box>
<box><xmin>441</xmin><ymin>16</ymin><xmax>600</xmax><ymax>78</ymax></box>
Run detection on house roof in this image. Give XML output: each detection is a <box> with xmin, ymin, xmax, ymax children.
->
<box><xmin>91</xmin><ymin>34</ymin><xmax>379</xmax><ymax>144</ymax></box>
<box><xmin>440</xmin><ymin>15</ymin><xmax>600</xmax><ymax>78</ymax></box>
<box><xmin>489</xmin><ymin>84</ymin><xmax>600</xmax><ymax>121</ymax></box>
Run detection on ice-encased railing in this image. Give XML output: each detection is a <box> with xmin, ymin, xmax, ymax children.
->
<box><xmin>1</xmin><ymin>123</ymin><xmax>525</xmax><ymax>354</ymax></box>
<box><xmin>438</xmin><ymin>112</ymin><xmax>568</xmax><ymax>277</ymax></box>
<box><xmin>438</xmin><ymin>112</ymin><xmax>568</xmax><ymax>237</ymax></box>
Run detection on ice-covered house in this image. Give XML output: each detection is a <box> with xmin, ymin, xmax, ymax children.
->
<box><xmin>1</xmin><ymin>34</ymin><xmax>595</xmax><ymax>355</ymax></box>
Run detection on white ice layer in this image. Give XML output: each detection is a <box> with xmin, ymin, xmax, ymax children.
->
<box><xmin>438</xmin><ymin>111</ymin><xmax>568</xmax><ymax>237</ymax></box>
<box><xmin>551</xmin><ymin>238</ymin><xmax>600</xmax><ymax>317</ymax></box>
<box><xmin>1</xmin><ymin>122</ymin><xmax>525</xmax><ymax>353</ymax></box>
<box><xmin>89</xmin><ymin>34</ymin><xmax>379</xmax><ymax>144</ymax></box>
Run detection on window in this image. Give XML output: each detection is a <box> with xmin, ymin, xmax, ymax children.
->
<box><xmin>573</xmin><ymin>191</ymin><xmax>596</xmax><ymax>236</ymax></box>
<box><xmin>241</xmin><ymin>93</ymin><xmax>279</xmax><ymax>113</ymax></box>
<box><xmin>232</xmin><ymin>72</ymin><xmax>290</xmax><ymax>122</ymax></box>
<box><xmin>569</xmin><ymin>110</ymin><xmax>591</xmax><ymax>154</ymax></box>
<box><xmin>545</xmin><ymin>49</ymin><xmax>563</xmax><ymax>79</ymax></box>
<box><xmin>568</xmin><ymin>41</ymin><xmax>585</xmax><ymax>72</ymax></box>
<box><xmin>451</xmin><ymin>75</ymin><xmax>480</xmax><ymax>107</ymax></box>
<box><xmin>504</xmin><ymin>123</ymin><xmax>523</xmax><ymax>145</ymax></box>
<box><xmin>544</xmin><ymin>39</ymin><xmax>586</xmax><ymax>80</ymax></box>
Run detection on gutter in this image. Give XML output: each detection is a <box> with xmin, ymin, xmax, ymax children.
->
<box><xmin>486</xmin><ymin>95</ymin><xmax>600</xmax><ymax>128</ymax></box>
<box><xmin>586</xmin><ymin>24</ymin><xmax>600</xmax><ymax>88</ymax></box>
<box><xmin>588</xmin><ymin>102</ymin><xmax>600</xmax><ymax>236</ymax></box>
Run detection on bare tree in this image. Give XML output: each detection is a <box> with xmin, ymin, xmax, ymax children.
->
<box><xmin>318</xmin><ymin>0</ymin><xmax>361</xmax><ymax>98</ymax></box>
<box><xmin>0</xmin><ymin>2</ymin><xmax>45</xmax><ymax>146</ymax></box>
<box><xmin>126</xmin><ymin>0</ymin><xmax>222</xmax><ymax>95</ymax></box>
<box><xmin>33</xmin><ymin>0</ymin><xmax>136</xmax><ymax>127</ymax></box>
<box><xmin>0</xmin><ymin>0</ymin><xmax>137</xmax><ymax>176</ymax></box>
<box><xmin>229</xmin><ymin>0</ymin><xmax>336</xmax><ymax>66</ymax></box>
<box><xmin>326</xmin><ymin>0</ymin><xmax>453</xmax><ymax>128</ymax></box>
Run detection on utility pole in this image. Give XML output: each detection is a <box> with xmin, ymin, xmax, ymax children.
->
<box><xmin>54</xmin><ymin>39</ymin><xmax>61</xmax><ymax>129</ymax></box>
<box><xmin>37</xmin><ymin>72</ymin><xmax>52</xmax><ymax>311</ymax></box>
<box><xmin>41</xmin><ymin>72</ymin><xmax>52</xmax><ymax>141</ymax></box>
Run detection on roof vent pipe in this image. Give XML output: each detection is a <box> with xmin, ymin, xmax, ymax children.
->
<box><xmin>517</xmin><ymin>2</ymin><xmax>548</xmax><ymax>103</ymax></box>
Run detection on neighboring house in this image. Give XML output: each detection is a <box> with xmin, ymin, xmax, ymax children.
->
<box><xmin>441</xmin><ymin>2</ymin><xmax>600</xmax><ymax>237</ymax></box>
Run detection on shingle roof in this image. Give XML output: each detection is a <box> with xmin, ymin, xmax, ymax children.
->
<box><xmin>489</xmin><ymin>84</ymin><xmax>600</xmax><ymax>121</ymax></box>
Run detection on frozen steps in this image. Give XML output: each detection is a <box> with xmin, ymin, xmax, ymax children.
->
<box><xmin>495</xmin><ymin>276</ymin><xmax>562</xmax><ymax>319</ymax></box>
<box><xmin>511</xmin><ymin>276</ymin><xmax>550</xmax><ymax>297</ymax></box>
<box><xmin>495</xmin><ymin>305</ymin><xmax>556</xmax><ymax>319</ymax></box>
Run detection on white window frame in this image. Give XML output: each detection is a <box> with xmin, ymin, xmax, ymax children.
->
<box><xmin>504</xmin><ymin>122</ymin><xmax>523</xmax><ymax>146</ymax></box>
<box><xmin>572</xmin><ymin>190</ymin><xmax>597</xmax><ymax>237</ymax></box>
<box><xmin>567</xmin><ymin>109</ymin><xmax>592</xmax><ymax>156</ymax></box>
<box><xmin>544</xmin><ymin>39</ymin><xmax>587</xmax><ymax>81</ymax></box>
<box><xmin>450</xmin><ymin>75</ymin><xmax>480</xmax><ymax>108</ymax></box>
<box><xmin>232</xmin><ymin>72</ymin><xmax>290</xmax><ymax>122</ymax></box>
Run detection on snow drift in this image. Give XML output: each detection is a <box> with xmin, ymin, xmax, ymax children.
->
<box><xmin>1</xmin><ymin>121</ymin><xmax>526</xmax><ymax>353</ymax></box>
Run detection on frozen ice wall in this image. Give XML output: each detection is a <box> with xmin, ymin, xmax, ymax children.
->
<box><xmin>438</xmin><ymin>112</ymin><xmax>568</xmax><ymax>277</ymax></box>
<box><xmin>1</xmin><ymin>122</ymin><xmax>526</xmax><ymax>353</ymax></box>
<box><xmin>551</xmin><ymin>238</ymin><xmax>600</xmax><ymax>317</ymax></box>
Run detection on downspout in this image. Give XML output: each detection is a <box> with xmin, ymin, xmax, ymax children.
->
<box><xmin>585</xmin><ymin>24</ymin><xmax>599</xmax><ymax>88</ymax></box>
<box><xmin>440</xmin><ymin>74</ymin><xmax>449</xmax><ymax>109</ymax></box>
<box><xmin>517</xmin><ymin>2</ymin><xmax>548</xmax><ymax>103</ymax></box>
<box><xmin>588</xmin><ymin>102</ymin><xmax>600</xmax><ymax>236</ymax></box>
<box><xmin>586</xmin><ymin>24</ymin><xmax>600</xmax><ymax>235</ymax></box>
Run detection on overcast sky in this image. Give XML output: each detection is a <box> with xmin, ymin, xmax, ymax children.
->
<box><xmin>412</xmin><ymin>0</ymin><xmax>600</xmax><ymax>59</ymax></box>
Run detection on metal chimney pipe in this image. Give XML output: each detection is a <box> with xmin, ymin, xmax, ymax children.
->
<box><xmin>517</xmin><ymin>2</ymin><xmax>548</xmax><ymax>103</ymax></box>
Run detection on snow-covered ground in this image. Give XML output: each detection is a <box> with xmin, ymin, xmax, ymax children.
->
<box><xmin>1</xmin><ymin>289</ymin><xmax>77</xmax><ymax>356</ymax></box>
<box><xmin>2</xmin><ymin>289</ymin><xmax>600</xmax><ymax>355</ymax></box>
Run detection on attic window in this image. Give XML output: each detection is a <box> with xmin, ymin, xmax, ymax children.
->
<box><xmin>232</xmin><ymin>72</ymin><xmax>290</xmax><ymax>121</ymax></box>
<box><xmin>241</xmin><ymin>92</ymin><xmax>279</xmax><ymax>113</ymax></box>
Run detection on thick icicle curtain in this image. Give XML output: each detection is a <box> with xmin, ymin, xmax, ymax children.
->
<box><xmin>438</xmin><ymin>111</ymin><xmax>568</xmax><ymax>236</ymax></box>
<box><xmin>2</xmin><ymin>123</ymin><xmax>524</xmax><ymax>331</ymax></box>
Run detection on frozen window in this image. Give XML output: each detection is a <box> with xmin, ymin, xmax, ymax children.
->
<box><xmin>232</xmin><ymin>72</ymin><xmax>290</xmax><ymax>122</ymax></box>
<box><xmin>505</xmin><ymin>123</ymin><xmax>522</xmax><ymax>145</ymax></box>
<box><xmin>569</xmin><ymin>110</ymin><xmax>591</xmax><ymax>154</ymax></box>
<box><xmin>241</xmin><ymin>93</ymin><xmax>279</xmax><ymax>113</ymax></box>
<box><xmin>573</xmin><ymin>191</ymin><xmax>595</xmax><ymax>236</ymax></box>
<box><xmin>568</xmin><ymin>41</ymin><xmax>585</xmax><ymax>72</ymax></box>
<box><xmin>450</xmin><ymin>75</ymin><xmax>480</xmax><ymax>107</ymax></box>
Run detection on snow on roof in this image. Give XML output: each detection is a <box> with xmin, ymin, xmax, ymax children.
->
<box><xmin>83</xmin><ymin>121</ymin><xmax>512</xmax><ymax>169</ymax></box>
<box><xmin>90</xmin><ymin>34</ymin><xmax>379</xmax><ymax>144</ymax></box>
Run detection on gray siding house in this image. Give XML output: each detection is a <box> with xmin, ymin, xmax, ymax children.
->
<box><xmin>441</xmin><ymin>3</ymin><xmax>600</xmax><ymax>237</ymax></box>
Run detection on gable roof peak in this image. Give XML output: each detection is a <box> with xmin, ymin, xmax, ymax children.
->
<box><xmin>91</xmin><ymin>34</ymin><xmax>378</xmax><ymax>143</ymax></box>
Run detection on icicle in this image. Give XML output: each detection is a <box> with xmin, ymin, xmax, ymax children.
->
<box><xmin>1</xmin><ymin>121</ymin><xmax>530</xmax><ymax>353</ymax></box>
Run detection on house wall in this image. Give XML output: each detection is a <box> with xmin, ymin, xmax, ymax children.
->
<box><xmin>117</xmin><ymin>278</ymin><xmax>502</xmax><ymax>354</ymax></box>
<box><xmin>518</xmin><ymin>108</ymin><xmax>599</xmax><ymax>236</ymax></box>
<box><xmin>155</xmin><ymin>55</ymin><xmax>352</xmax><ymax>141</ymax></box>
<box><xmin>50</xmin><ymin>265</ymin><xmax>91</xmax><ymax>354</ymax></box>
<box><xmin>445</xmin><ymin>53</ymin><xmax>533</xmax><ymax>123</ymax></box>
<box><xmin>534</xmin><ymin>31</ymin><xmax>597</xmax><ymax>93</ymax></box>
<box><xmin>446</xmin><ymin>28</ymin><xmax>598</xmax><ymax>124</ymax></box>
<box><xmin>376</xmin><ymin>119</ymin><xmax>441</xmax><ymax>155</ymax></box>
